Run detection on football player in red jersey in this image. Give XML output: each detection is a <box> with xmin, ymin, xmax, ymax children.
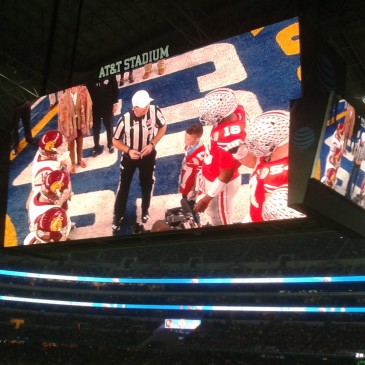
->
<box><xmin>26</xmin><ymin>130</ymin><xmax>70</xmax><ymax>210</ymax></box>
<box><xmin>179</xmin><ymin>123</ymin><xmax>205</xmax><ymax>224</ymax></box>
<box><xmin>242</xmin><ymin>110</ymin><xmax>303</xmax><ymax>222</ymax></box>
<box><xmin>27</xmin><ymin>169</ymin><xmax>72</xmax><ymax>234</ymax></box>
<box><xmin>31</xmin><ymin>130</ymin><xmax>69</xmax><ymax>192</ymax></box>
<box><xmin>24</xmin><ymin>207</ymin><xmax>71</xmax><ymax>245</ymax></box>
<box><xmin>321</xmin><ymin>146</ymin><xmax>342</xmax><ymax>189</ymax></box>
<box><xmin>194</xmin><ymin>88</ymin><xmax>247</xmax><ymax>225</ymax></box>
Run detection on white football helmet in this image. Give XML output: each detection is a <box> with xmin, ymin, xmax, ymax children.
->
<box><xmin>263</xmin><ymin>188</ymin><xmax>306</xmax><ymax>221</ymax></box>
<box><xmin>246</xmin><ymin>110</ymin><xmax>290</xmax><ymax>157</ymax></box>
<box><xmin>199</xmin><ymin>88</ymin><xmax>238</xmax><ymax>126</ymax></box>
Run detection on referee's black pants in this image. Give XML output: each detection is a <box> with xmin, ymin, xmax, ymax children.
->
<box><xmin>113</xmin><ymin>149</ymin><xmax>156</xmax><ymax>224</ymax></box>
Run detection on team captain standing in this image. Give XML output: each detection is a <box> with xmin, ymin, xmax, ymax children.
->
<box><xmin>112</xmin><ymin>90</ymin><xmax>167</xmax><ymax>234</ymax></box>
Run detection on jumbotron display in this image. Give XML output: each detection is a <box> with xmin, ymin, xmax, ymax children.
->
<box><xmin>3</xmin><ymin>17</ymin><xmax>302</xmax><ymax>247</ymax></box>
<box><xmin>313</xmin><ymin>93</ymin><xmax>365</xmax><ymax>209</ymax></box>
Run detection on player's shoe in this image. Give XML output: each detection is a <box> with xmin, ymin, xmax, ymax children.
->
<box><xmin>141</xmin><ymin>211</ymin><xmax>149</xmax><ymax>223</ymax></box>
<box><xmin>112</xmin><ymin>217</ymin><xmax>124</xmax><ymax>235</ymax></box>
<box><xmin>92</xmin><ymin>145</ymin><xmax>103</xmax><ymax>157</ymax></box>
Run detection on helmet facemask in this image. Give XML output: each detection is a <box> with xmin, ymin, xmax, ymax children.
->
<box><xmin>199</xmin><ymin>88</ymin><xmax>238</xmax><ymax>126</ymax></box>
<box><xmin>33</xmin><ymin>207</ymin><xmax>71</xmax><ymax>243</ymax></box>
<box><xmin>246</xmin><ymin>110</ymin><xmax>290</xmax><ymax>157</ymax></box>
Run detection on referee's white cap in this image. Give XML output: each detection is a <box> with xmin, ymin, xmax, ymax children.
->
<box><xmin>132</xmin><ymin>90</ymin><xmax>153</xmax><ymax>108</ymax></box>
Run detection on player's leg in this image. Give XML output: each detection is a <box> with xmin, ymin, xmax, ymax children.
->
<box><xmin>157</xmin><ymin>59</ymin><xmax>166</xmax><ymax>75</ymax></box>
<box><xmin>92</xmin><ymin>112</ymin><xmax>103</xmax><ymax>157</ymax></box>
<box><xmin>102</xmin><ymin>111</ymin><xmax>114</xmax><ymax>153</ymax></box>
<box><xmin>139</xmin><ymin>150</ymin><xmax>157</xmax><ymax>222</ymax></box>
<box><xmin>68</xmin><ymin>139</ymin><xmax>76</xmax><ymax>174</ymax></box>
<box><xmin>20</xmin><ymin>103</ymin><xmax>35</xmax><ymax>144</ymax></box>
<box><xmin>205</xmin><ymin>176</ymin><xmax>240</xmax><ymax>226</ymax></box>
<box><xmin>76</xmin><ymin>130</ymin><xmax>86</xmax><ymax>168</ymax></box>
<box><xmin>352</xmin><ymin>165</ymin><xmax>361</xmax><ymax>193</ymax></box>
<box><xmin>143</xmin><ymin>63</ymin><xmax>153</xmax><ymax>79</ymax></box>
<box><xmin>11</xmin><ymin>118</ymin><xmax>20</xmax><ymax>155</ymax></box>
<box><xmin>49</xmin><ymin>93</ymin><xmax>57</xmax><ymax>109</ymax></box>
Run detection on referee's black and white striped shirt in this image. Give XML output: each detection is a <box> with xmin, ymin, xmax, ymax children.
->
<box><xmin>354</xmin><ymin>138</ymin><xmax>365</xmax><ymax>163</ymax></box>
<box><xmin>113</xmin><ymin>105</ymin><xmax>167</xmax><ymax>152</ymax></box>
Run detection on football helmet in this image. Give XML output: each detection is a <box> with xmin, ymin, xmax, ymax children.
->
<box><xmin>199</xmin><ymin>88</ymin><xmax>238</xmax><ymax>126</ymax></box>
<box><xmin>263</xmin><ymin>188</ymin><xmax>306</xmax><ymax>221</ymax></box>
<box><xmin>324</xmin><ymin>167</ymin><xmax>337</xmax><ymax>187</ymax></box>
<box><xmin>38</xmin><ymin>130</ymin><xmax>67</xmax><ymax>158</ymax></box>
<box><xmin>34</xmin><ymin>207</ymin><xmax>70</xmax><ymax>243</ymax></box>
<box><xmin>245</xmin><ymin>110</ymin><xmax>290</xmax><ymax>157</ymax></box>
<box><xmin>336</xmin><ymin>123</ymin><xmax>344</xmax><ymax>135</ymax></box>
<box><xmin>40</xmin><ymin>169</ymin><xmax>72</xmax><ymax>205</ymax></box>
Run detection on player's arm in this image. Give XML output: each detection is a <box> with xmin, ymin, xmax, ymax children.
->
<box><xmin>194</xmin><ymin>167</ymin><xmax>235</xmax><ymax>213</ymax></box>
<box><xmin>237</xmin><ymin>149</ymin><xmax>257</xmax><ymax>168</ymax></box>
<box><xmin>226</xmin><ymin>140</ymin><xmax>257</xmax><ymax>168</ymax></box>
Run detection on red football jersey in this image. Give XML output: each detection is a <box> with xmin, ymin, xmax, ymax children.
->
<box><xmin>249</xmin><ymin>156</ymin><xmax>289</xmax><ymax>222</ymax></box>
<box><xmin>179</xmin><ymin>142</ymin><xmax>205</xmax><ymax>197</ymax></box>
<box><xmin>202</xmin><ymin>105</ymin><xmax>246</xmax><ymax>182</ymax></box>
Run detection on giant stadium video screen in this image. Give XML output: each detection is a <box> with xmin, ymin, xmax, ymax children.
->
<box><xmin>312</xmin><ymin>93</ymin><xmax>365</xmax><ymax>210</ymax></box>
<box><xmin>3</xmin><ymin>17</ymin><xmax>302</xmax><ymax>247</ymax></box>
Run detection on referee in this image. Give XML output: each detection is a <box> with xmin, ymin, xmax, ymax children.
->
<box><xmin>346</xmin><ymin>132</ymin><xmax>365</xmax><ymax>198</ymax></box>
<box><xmin>112</xmin><ymin>90</ymin><xmax>167</xmax><ymax>234</ymax></box>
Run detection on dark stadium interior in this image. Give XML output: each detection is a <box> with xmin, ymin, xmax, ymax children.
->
<box><xmin>1</xmin><ymin>0</ymin><xmax>365</xmax><ymax>364</ymax></box>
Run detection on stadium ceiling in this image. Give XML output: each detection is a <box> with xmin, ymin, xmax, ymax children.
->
<box><xmin>1</xmin><ymin>0</ymin><xmax>365</xmax><ymax>133</ymax></box>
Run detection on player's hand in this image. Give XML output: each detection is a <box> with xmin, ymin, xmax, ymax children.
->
<box><xmin>129</xmin><ymin>149</ymin><xmax>141</xmax><ymax>159</ymax></box>
<box><xmin>194</xmin><ymin>195</ymin><xmax>212</xmax><ymax>213</ymax></box>
<box><xmin>140</xmin><ymin>143</ymin><xmax>154</xmax><ymax>158</ymax></box>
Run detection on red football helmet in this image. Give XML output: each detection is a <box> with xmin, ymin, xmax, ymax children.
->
<box><xmin>325</xmin><ymin>167</ymin><xmax>337</xmax><ymax>187</ymax></box>
<box><xmin>336</xmin><ymin>123</ymin><xmax>344</xmax><ymax>136</ymax></box>
<box><xmin>38</xmin><ymin>130</ymin><xmax>67</xmax><ymax>158</ymax></box>
<box><xmin>34</xmin><ymin>207</ymin><xmax>70</xmax><ymax>243</ymax></box>
<box><xmin>40</xmin><ymin>169</ymin><xmax>72</xmax><ymax>205</ymax></box>
<box><xmin>330</xmin><ymin>147</ymin><xmax>342</xmax><ymax>167</ymax></box>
